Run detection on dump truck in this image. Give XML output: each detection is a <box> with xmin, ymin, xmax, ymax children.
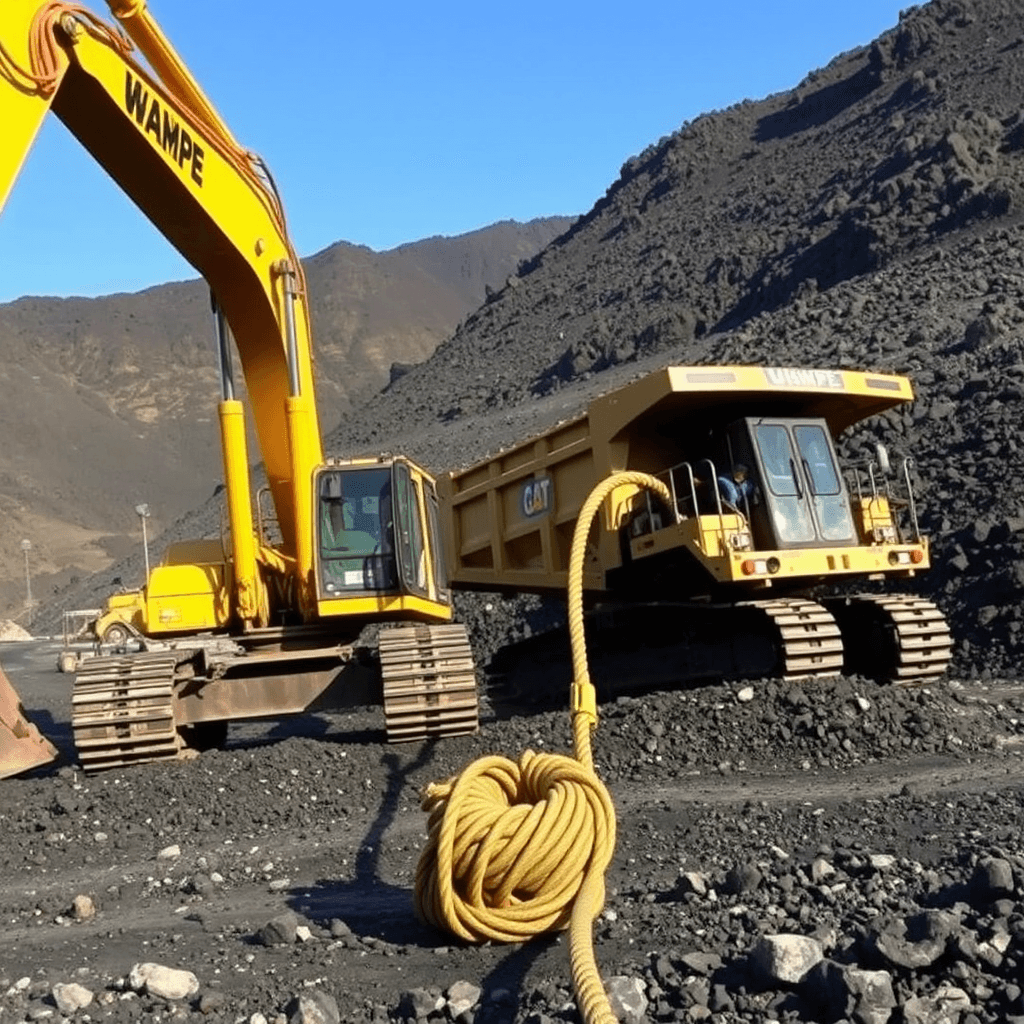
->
<box><xmin>438</xmin><ymin>364</ymin><xmax>952</xmax><ymax>687</ymax></box>
<box><xmin>2</xmin><ymin>0</ymin><xmax>477</xmax><ymax>771</ymax></box>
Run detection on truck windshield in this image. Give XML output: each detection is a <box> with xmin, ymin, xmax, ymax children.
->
<box><xmin>793</xmin><ymin>424</ymin><xmax>841</xmax><ymax>496</ymax></box>
<box><xmin>317</xmin><ymin>468</ymin><xmax>397</xmax><ymax>595</ymax></box>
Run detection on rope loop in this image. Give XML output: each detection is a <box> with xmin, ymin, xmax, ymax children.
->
<box><xmin>415</xmin><ymin>749</ymin><xmax>615</xmax><ymax>945</ymax></box>
<box><xmin>414</xmin><ymin>470</ymin><xmax>670</xmax><ymax>1023</ymax></box>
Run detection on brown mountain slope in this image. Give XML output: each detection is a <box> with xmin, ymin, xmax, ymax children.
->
<box><xmin>0</xmin><ymin>217</ymin><xmax>571</xmax><ymax>620</ymax></box>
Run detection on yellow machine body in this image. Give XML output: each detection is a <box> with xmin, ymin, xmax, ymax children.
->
<box><xmin>439</xmin><ymin>365</ymin><xmax>951</xmax><ymax>684</ymax></box>
<box><xmin>440</xmin><ymin>364</ymin><xmax>925</xmax><ymax>594</ymax></box>
<box><xmin>2</xmin><ymin>1</ymin><xmax>474</xmax><ymax>770</ymax></box>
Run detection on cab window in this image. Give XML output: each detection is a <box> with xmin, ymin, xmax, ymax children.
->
<box><xmin>754</xmin><ymin>424</ymin><xmax>799</xmax><ymax>497</ymax></box>
<box><xmin>794</xmin><ymin>425</ymin><xmax>841</xmax><ymax>496</ymax></box>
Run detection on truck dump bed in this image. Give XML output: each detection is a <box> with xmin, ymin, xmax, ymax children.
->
<box><xmin>437</xmin><ymin>365</ymin><xmax>915</xmax><ymax>596</ymax></box>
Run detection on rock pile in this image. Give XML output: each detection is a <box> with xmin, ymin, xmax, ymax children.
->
<box><xmin>0</xmin><ymin>620</ymin><xmax>33</xmax><ymax>642</ymax></box>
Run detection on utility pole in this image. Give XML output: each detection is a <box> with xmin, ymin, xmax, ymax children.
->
<box><xmin>20</xmin><ymin>539</ymin><xmax>32</xmax><ymax>629</ymax></box>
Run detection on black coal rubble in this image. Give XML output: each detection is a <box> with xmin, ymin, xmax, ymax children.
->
<box><xmin>4</xmin><ymin>672</ymin><xmax>1024</xmax><ymax>1023</ymax></box>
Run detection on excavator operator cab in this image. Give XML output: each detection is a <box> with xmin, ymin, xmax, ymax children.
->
<box><xmin>317</xmin><ymin>466</ymin><xmax>395</xmax><ymax>595</ymax></box>
<box><xmin>314</xmin><ymin>460</ymin><xmax>449</xmax><ymax>605</ymax></box>
<box><xmin>724</xmin><ymin>417</ymin><xmax>858</xmax><ymax>550</ymax></box>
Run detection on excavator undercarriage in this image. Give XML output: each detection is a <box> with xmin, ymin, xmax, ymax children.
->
<box><xmin>70</xmin><ymin>623</ymin><xmax>479</xmax><ymax>773</ymax></box>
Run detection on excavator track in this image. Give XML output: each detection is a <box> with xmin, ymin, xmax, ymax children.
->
<box><xmin>379</xmin><ymin>623</ymin><xmax>479</xmax><ymax>742</ymax></box>
<box><xmin>744</xmin><ymin>597</ymin><xmax>845</xmax><ymax>681</ymax></box>
<box><xmin>71</xmin><ymin>653</ymin><xmax>183</xmax><ymax>772</ymax></box>
<box><xmin>825</xmin><ymin>594</ymin><xmax>952</xmax><ymax>684</ymax></box>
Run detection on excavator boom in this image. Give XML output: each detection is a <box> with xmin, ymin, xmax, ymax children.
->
<box><xmin>1</xmin><ymin>0</ymin><xmax>323</xmax><ymax>613</ymax></box>
<box><xmin>1</xmin><ymin>1</ymin><xmax>479</xmax><ymax>772</ymax></box>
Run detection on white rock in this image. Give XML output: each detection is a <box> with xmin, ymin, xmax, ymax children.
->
<box><xmin>753</xmin><ymin>934</ymin><xmax>824</xmax><ymax>984</ymax></box>
<box><xmin>811</xmin><ymin>857</ymin><xmax>835</xmax><ymax>883</ymax></box>
<box><xmin>71</xmin><ymin>894</ymin><xmax>96</xmax><ymax>920</ymax></box>
<box><xmin>902</xmin><ymin>984</ymin><xmax>971</xmax><ymax>1024</ymax></box>
<box><xmin>289</xmin><ymin>989</ymin><xmax>340</xmax><ymax>1024</ymax></box>
<box><xmin>446</xmin><ymin>980</ymin><xmax>482</xmax><ymax>1018</ymax></box>
<box><xmin>678</xmin><ymin>870</ymin><xmax>708</xmax><ymax>896</ymax></box>
<box><xmin>157</xmin><ymin>844</ymin><xmax>181</xmax><ymax>860</ymax></box>
<box><xmin>606</xmin><ymin>976</ymin><xmax>648</xmax><ymax>1024</ymax></box>
<box><xmin>129</xmin><ymin>962</ymin><xmax>200</xmax><ymax>1000</ymax></box>
<box><xmin>52</xmin><ymin>982</ymin><xmax>94</xmax><ymax>1013</ymax></box>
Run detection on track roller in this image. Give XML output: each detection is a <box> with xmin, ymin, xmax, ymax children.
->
<box><xmin>825</xmin><ymin>594</ymin><xmax>952</xmax><ymax>683</ymax></box>
<box><xmin>380</xmin><ymin>623</ymin><xmax>479</xmax><ymax>742</ymax></box>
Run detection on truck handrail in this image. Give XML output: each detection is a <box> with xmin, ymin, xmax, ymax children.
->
<box><xmin>902</xmin><ymin>457</ymin><xmax>922</xmax><ymax>543</ymax></box>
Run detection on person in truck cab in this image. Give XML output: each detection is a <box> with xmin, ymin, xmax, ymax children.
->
<box><xmin>717</xmin><ymin>463</ymin><xmax>757</xmax><ymax>511</ymax></box>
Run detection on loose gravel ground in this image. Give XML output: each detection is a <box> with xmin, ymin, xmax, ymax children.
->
<box><xmin>4</xmin><ymin>639</ymin><xmax>1024</xmax><ymax>1024</ymax></box>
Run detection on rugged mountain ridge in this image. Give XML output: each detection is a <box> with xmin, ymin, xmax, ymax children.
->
<box><xmin>0</xmin><ymin>217</ymin><xmax>570</xmax><ymax>619</ymax></box>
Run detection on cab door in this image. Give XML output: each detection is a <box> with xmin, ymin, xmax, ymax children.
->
<box><xmin>791</xmin><ymin>422</ymin><xmax>857</xmax><ymax>543</ymax></box>
<box><xmin>732</xmin><ymin>418</ymin><xmax>856</xmax><ymax>549</ymax></box>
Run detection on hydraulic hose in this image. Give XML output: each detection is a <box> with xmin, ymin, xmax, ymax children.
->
<box><xmin>414</xmin><ymin>471</ymin><xmax>673</xmax><ymax>1024</ymax></box>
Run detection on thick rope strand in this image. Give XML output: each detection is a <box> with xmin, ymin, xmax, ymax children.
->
<box><xmin>415</xmin><ymin>471</ymin><xmax>673</xmax><ymax>1024</ymax></box>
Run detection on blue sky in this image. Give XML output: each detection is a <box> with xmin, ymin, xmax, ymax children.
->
<box><xmin>0</xmin><ymin>1</ymin><xmax>909</xmax><ymax>303</ymax></box>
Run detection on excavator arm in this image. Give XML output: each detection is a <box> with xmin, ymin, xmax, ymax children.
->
<box><xmin>1</xmin><ymin>0</ymin><xmax>324</xmax><ymax>621</ymax></box>
<box><xmin>0</xmin><ymin>2</ymin><xmax>479</xmax><ymax>776</ymax></box>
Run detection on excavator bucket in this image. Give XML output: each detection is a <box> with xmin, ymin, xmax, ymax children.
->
<box><xmin>0</xmin><ymin>663</ymin><xmax>58</xmax><ymax>779</ymax></box>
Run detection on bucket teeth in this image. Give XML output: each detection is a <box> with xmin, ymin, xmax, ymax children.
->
<box><xmin>0</xmin><ymin>665</ymin><xmax>58</xmax><ymax>779</ymax></box>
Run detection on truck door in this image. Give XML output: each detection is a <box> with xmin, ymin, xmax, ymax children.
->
<box><xmin>730</xmin><ymin>418</ymin><xmax>856</xmax><ymax>549</ymax></box>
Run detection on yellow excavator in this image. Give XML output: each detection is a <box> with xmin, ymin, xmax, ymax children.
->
<box><xmin>0</xmin><ymin>0</ymin><xmax>477</xmax><ymax>773</ymax></box>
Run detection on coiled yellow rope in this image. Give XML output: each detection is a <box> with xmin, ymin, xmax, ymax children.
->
<box><xmin>415</xmin><ymin>471</ymin><xmax>673</xmax><ymax>1024</ymax></box>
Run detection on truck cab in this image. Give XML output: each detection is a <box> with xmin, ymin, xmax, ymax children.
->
<box><xmin>720</xmin><ymin>416</ymin><xmax>857</xmax><ymax>551</ymax></box>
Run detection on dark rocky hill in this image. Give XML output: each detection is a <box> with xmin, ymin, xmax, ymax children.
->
<box><xmin>37</xmin><ymin>0</ymin><xmax>1024</xmax><ymax>677</ymax></box>
<box><xmin>0</xmin><ymin>217</ymin><xmax>570</xmax><ymax>620</ymax></box>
